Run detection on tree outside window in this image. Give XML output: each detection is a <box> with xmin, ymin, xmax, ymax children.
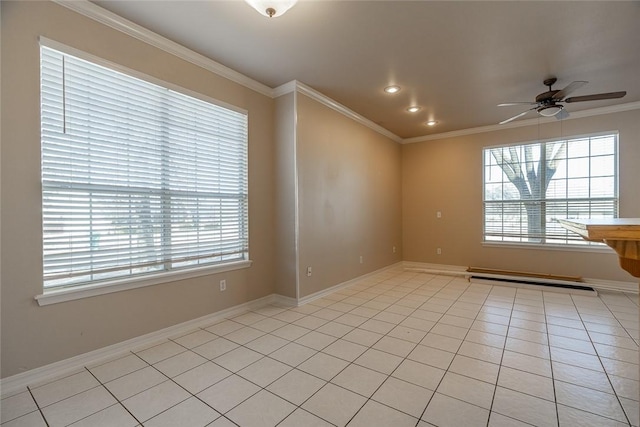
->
<box><xmin>483</xmin><ymin>134</ymin><xmax>618</xmax><ymax>245</ymax></box>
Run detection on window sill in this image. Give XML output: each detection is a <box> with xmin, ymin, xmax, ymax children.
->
<box><xmin>35</xmin><ymin>260</ymin><xmax>253</xmax><ymax>306</ymax></box>
<box><xmin>482</xmin><ymin>241</ymin><xmax>615</xmax><ymax>254</ymax></box>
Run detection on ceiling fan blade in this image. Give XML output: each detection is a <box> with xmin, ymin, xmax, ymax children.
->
<box><xmin>552</xmin><ymin>81</ymin><xmax>588</xmax><ymax>100</ymax></box>
<box><xmin>498</xmin><ymin>102</ymin><xmax>538</xmax><ymax>107</ymax></box>
<box><xmin>555</xmin><ymin>109</ymin><xmax>570</xmax><ymax>121</ymax></box>
<box><xmin>564</xmin><ymin>91</ymin><xmax>627</xmax><ymax>103</ymax></box>
<box><xmin>499</xmin><ymin>109</ymin><xmax>533</xmax><ymax>125</ymax></box>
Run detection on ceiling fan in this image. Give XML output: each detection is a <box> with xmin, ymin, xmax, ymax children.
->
<box><xmin>498</xmin><ymin>77</ymin><xmax>626</xmax><ymax>124</ymax></box>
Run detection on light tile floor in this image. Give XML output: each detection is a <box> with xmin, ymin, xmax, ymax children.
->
<box><xmin>2</xmin><ymin>268</ymin><xmax>639</xmax><ymax>426</ymax></box>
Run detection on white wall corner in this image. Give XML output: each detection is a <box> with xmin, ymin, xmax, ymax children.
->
<box><xmin>272</xmin><ymin>80</ymin><xmax>298</xmax><ymax>98</ymax></box>
<box><xmin>297</xmin><ymin>262</ymin><xmax>404</xmax><ymax>306</ymax></box>
<box><xmin>272</xmin><ymin>294</ymin><xmax>299</xmax><ymax>307</ymax></box>
<box><xmin>293</xmin><ymin>81</ymin><xmax>403</xmax><ymax>143</ymax></box>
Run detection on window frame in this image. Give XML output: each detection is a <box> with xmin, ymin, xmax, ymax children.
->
<box><xmin>36</xmin><ymin>38</ymin><xmax>252</xmax><ymax>306</ymax></box>
<box><xmin>481</xmin><ymin>131</ymin><xmax>619</xmax><ymax>250</ymax></box>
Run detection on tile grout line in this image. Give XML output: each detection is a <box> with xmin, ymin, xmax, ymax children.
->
<box><xmin>25</xmin><ymin>375</ymin><xmax>129</xmax><ymax>426</ymax></box>
<box><xmin>88</xmin><ymin>338</ymin><xmax>240</xmax><ymax>426</ymax></box>
<box><xmin>156</xmin><ymin>328</ymin><xmax>300</xmax><ymax>426</ymax></box>
<box><xmin>485</xmin><ymin>285</ymin><xmax>516</xmax><ymax>427</ymax></box>
<box><xmin>26</xmin><ymin>386</ymin><xmax>50</xmax><ymax>427</ymax></box>
<box><xmin>269</xmin><ymin>272</ymin><xmax>461</xmax><ymax>425</ymax></box>
<box><xmin>269</xmin><ymin>271</ymin><xmax>409</xmax><ymax>426</ymax></box>
<box><xmin>412</xmin><ymin>276</ymin><xmax>494</xmax><ymax>425</ymax></box>
<box><xmin>82</xmin><ymin>366</ymin><xmax>143</xmax><ymax>426</ymax></box>
<box><xmin>126</xmin><ymin>348</ymin><xmax>243</xmax><ymax>426</ymax></box>
<box><xmin>543</xmin><ymin>292</ymin><xmax>561</xmax><ymax>427</ymax></box>
<box><xmin>287</xmin><ymin>271</ymin><xmax>441</xmax><ymax>426</ymax></box>
<box><xmin>337</xmin><ymin>273</ymin><xmax>458</xmax><ymax>426</ymax></box>
<box><xmin>598</xmin><ymin>294</ymin><xmax>639</xmax><ymax>346</ymax></box>
<box><xmin>128</xmin><ymin>282</ymin><xmax>638</xmax><ymax>426</ymax></box>
<box><xmin>180</xmin><ymin>271</ymin><xmax>408</xmax><ymax>426</ymax></box>
<box><xmin>569</xmin><ymin>293</ymin><xmax>634</xmax><ymax>426</ymax></box>
<box><xmin>339</xmin><ymin>273</ymin><xmax>452</xmax><ymax>426</ymax></box>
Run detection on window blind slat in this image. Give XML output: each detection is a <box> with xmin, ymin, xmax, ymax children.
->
<box><xmin>41</xmin><ymin>46</ymin><xmax>248</xmax><ymax>290</ymax></box>
<box><xmin>483</xmin><ymin>135</ymin><xmax>618</xmax><ymax>245</ymax></box>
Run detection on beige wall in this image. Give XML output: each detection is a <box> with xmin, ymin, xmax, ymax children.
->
<box><xmin>1</xmin><ymin>1</ymin><xmax>276</xmax><ymax>378</ymax></box>
<box><xmin>2</xmin><ymin>0</ymin><xmax>638</xmax><ymax>382</ymax></box>
<box><xmin>274</xmin><ymin>93</ymin><xmax>298</xmax><ymax>299</ymax></box>
<box><xmin>296</xmin><ymin>94</ymin><xmax>403</xmax><ymax>297</ymax></box>
<box><xmin>402</xmin><ymin>109</ymin><xmax>640</xmax><ymax>282</ymax></box>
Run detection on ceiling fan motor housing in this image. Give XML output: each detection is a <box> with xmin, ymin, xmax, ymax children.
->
<box><xmin>536</xmin><ymin>90</ymin><xmax>560</xmax><ymax>103</ymax></box>
<box><xmin>536</xmin><ymin>77</ymin><xmax>560</xmax><ymax>103</ymax></box>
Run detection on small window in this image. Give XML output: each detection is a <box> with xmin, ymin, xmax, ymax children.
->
<box><xmin>483</xmin><ymin>133</ymin><xmax>618</xmax><ymax>245</ymax></box>
<box><xmin>40</xmin><ymin>44</ymin><xmax>249</xmax><ymax>290</ymax></box>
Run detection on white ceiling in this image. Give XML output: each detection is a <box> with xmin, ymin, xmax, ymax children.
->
<box><xmin>91</xmin><ymin>0</ymin><xmax>640</xmax><ymax>139</ymax></box>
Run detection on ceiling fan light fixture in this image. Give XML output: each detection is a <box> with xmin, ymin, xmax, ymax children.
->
<box><xmin>537</xmin><ymin>105</ymin><xmax>563</xmax><ymax>117</ymax></box>
<box><xmin>244</xmin><ymin>0</ymin><xmax>298</xmax><ymax>18</ymax></box>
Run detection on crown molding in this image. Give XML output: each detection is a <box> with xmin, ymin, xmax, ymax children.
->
<box><xmin>52</xmin><ymin>0</ymin><xmax>403</xmax><ymax>143</ymax></box>
<box><xmin>275</xmin><ymin>81</ymin><xmax>403</xmax><ymax>143</ymax></box>
<box><xmin>272</xmin><ymin>80</ymin><xmax>298</xmax><ymax>98</ymax></box>
<box><xmin>403</xmin><ymin>101</ymin><xmax>640</xmax><ymax>144</ymax></box>
<box><xmin>52</xmin><ymin>0</ymin><xmax>274</xmax><ymax>97</ymax></box>
<box><xmin>48</xmin><ymin>1</ymin><xmax>640</xmax><ymax>146</ymax></box>
<box><xmin>51</xmin><ymin>1</ymin><xmax>403</xmax><ymax>143</ymax></box>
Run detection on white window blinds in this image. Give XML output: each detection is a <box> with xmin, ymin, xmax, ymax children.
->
<box><xmin>40</xmin><ymin>45</ymin><xmax>249</xmax><ymax>289</ymax></box>
<box><xmin>483</xmin><ymin>133</ymin><xmax>618</xmax><ymax>245</ymax></box>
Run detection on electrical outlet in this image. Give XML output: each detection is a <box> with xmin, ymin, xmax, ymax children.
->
<box><xmin>306</xmin><ymin>266</ymin><xmax>312</xmax><ymax>277</ymax></box>
<box><xmin>437</xmin><ymin>211</ymin><xmax>442</xmax><ymax>218</ymax></box>
<box><xmin>219</xmin><ymin>279</ymin><xmax>226</xmax><ymax>291</ymax></box>
<box><xmin>359</xmin><ymin>255</ymin><xmax>363</xmax><ymax>264</ymax></box>
<box><xmin>436</xmin><ymin>248</ymin><xmax>442</xmax><ymax>255</ymax></box>
<box><xmin>393</xmin><ymin>246</ymin><xmax>396</xmax><ymax>253</ymax></box>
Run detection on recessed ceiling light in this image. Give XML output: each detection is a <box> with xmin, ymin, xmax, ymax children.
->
<box><xmin>425</xmin><ymin>120</ymin><xmax>439</xmax><ymax>126</ymax></box>
<box><xmin>407</xmin><ymin>106</ymin><xmax>421</xmax><ymax>113</ymax></box>
<box><xmin>384</xmin><ymin>85</ymin><xmax>401</xmax><ymax>94</ymax></box>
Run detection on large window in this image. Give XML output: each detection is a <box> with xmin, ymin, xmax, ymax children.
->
<box><xmin>483</xmin><ymin>133</ymin><xmax>618</xmax><ymax>245</ymax></box>
<box><xmin>40</xmin><ymin>44</ymin><xmax>248</xmax><ymax>290</ymax></box>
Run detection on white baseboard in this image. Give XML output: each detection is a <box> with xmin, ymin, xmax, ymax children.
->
<box><xmin>4</xmin><ymin>261</ymin><xmax>635</xmax><ymax>398</ymax></box>
<box><xmin>402</xmin><ymin>261</ymin><xmax>470</xmax><ymax>277</ymax></box>
<box><xmin>272</xmin><ymin>294</ymin><xmax>298</xmax><ymax>307</ymax></box>
<box><xmin>297</xmin><ymin>262</ymin><xmax>404</xmax><ymax>306</ymax></box>
<box><xmin>0</xmin><ymin>294</ymin><xmax>279</xmax><ymax>398</ymax></box>
<box><xmin>402</xmin><ymin>261</ymin><xmax>638</xmax><ymax>294</ymax></box>
<box><xmin>584</xmin><ymin>278</ymin><xmax>638</xmax><ymax>294</ymax></box>
<box><xmin>0</xmin><ymin>263</ymin><xmax>403</xmax><ymax>397</ymax></box>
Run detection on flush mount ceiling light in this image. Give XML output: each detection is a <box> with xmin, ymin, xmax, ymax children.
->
<box><xmin>384</xmin><ymin>85</ymin><xmax>401</xmax><ymax>94</ymax></box>
<box><xmin>244</xmin><ymin>0</ymin><xmax>298</xmax><ymax>18</ymax></box>
<box><xmin>406</xmin><ymin>106</ymin><xmax>421</xmax><ymax>113</ymax></box>
<box><xmin>425</xmin><ymin>120</ymin><xmax>439</xmax><ymax>126</ymax></box>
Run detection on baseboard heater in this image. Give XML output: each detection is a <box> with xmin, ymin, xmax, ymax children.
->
<box><xmin>467</xmin><ymin>267</ymin><xmax>597</xmax><ymax>295</ymax></box>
